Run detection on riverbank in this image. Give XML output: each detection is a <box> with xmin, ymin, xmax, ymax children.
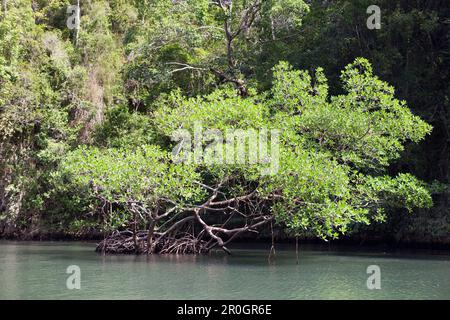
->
<box><xmin>2</xmin><ymin>231</ymin><xmax>450</xmax><ymax>251</ymax></box>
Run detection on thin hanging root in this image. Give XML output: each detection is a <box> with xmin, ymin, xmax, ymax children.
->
<box><xmin>268</xmin><ymin>221</ymin><xmax>276</xmax><ymax>261</ymax></box>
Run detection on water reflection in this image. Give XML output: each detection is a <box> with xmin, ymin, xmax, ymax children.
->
<box><xmin>0</xmin><ymin>241</ymin><xmax>449</xmax><ymax>300</ymax></box>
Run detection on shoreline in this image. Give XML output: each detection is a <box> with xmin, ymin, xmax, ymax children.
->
<box><xmin>2</xmin><ymin>233</ymin><xmax>450</xmax><ymax>251</ymax></box>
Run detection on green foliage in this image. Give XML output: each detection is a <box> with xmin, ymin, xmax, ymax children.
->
<box><xmin>147</xmin><ymin>59</ymin><xmax>433</xmax><ymax>239</ymax></box>
<box><xmin>94</xmin><ymin>105</ymin><xmax>154</xmax><ymax>148</ymax></box>
<box><xmin>154</xmin><ymin>88</ymin><xmax>267</xmax><ymax>136</ymax></box>
<box><xmin>265</xmin><ymin>60</ymin><xmax>432</xmax><ymax>238</ymax></box>
<box><xmin>272</xmin><ymin>0</ymin><xmax>449</xmax><ymax>240</ymax></box>
<box><xmin>271</xmin><ymin>58</ymin><xmax>432</xmax><ymax>171</ymax></box>
<box><xmin>56</xmin><ymin>145</ymin><xmax>205</xmax><ymax>230</ymax></box>
<box><xmin>60</xmin><ymin>145</ymin><xmax>204</xmax><ymax>202</ymax></box>
<box><xmin>0</xmin><ymin>0</ymin><xmax>444</xmax><ymax>244</ymax></box>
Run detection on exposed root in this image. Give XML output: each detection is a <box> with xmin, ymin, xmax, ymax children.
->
<box><xmin>94</xmin><ymin>179</ymin><xmax>275</xmax><ymax>255</ymax></box>
<box><xmin>95</xmin><ymin>230</ymin><xmax>210</xmax><ymax>254</ymax></box>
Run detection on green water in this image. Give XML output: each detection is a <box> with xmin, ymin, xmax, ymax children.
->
<box><xmin>0</xmin><ymin>241</ymin><xmax>449</xmax><ymax>300</ymax></box>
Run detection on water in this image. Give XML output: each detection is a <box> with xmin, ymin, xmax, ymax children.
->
<box><xmin>0</xmin><ymin>241</ymin><xmax>449</xmax><ymax>300</ymax></box>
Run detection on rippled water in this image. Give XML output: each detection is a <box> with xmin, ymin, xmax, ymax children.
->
<box><xmin>0</xmin><ymin>241</ymin><xmax>449</xmax><ymax>299</ymax></box>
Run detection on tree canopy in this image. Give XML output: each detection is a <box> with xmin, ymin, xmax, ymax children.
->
<box><xmin>0</xmin><ymin>0</ymin><xmax>447</xmax><ymax>251</ymax></box>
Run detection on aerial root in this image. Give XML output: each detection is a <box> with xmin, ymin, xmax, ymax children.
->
<box><xmin>95</xmin><ymin>230</ymin><xmax>209</xmax><ymax>255</ymax></box>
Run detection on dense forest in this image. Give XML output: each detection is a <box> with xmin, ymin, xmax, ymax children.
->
<box><xmin>0</xmin><ymin>0</ymin><xmax>448</xmax><ymax>253</ymax></box>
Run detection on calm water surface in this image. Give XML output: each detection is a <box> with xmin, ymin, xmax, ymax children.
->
<box><xmin>0</xmin><ymin>241</ymin><xmax>449</xmax><ymax>299</ymax></box>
